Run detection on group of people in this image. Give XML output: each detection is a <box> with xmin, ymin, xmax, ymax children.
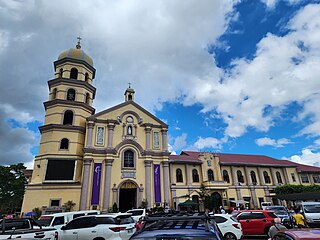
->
<box><xmin>268</xmin><ymin>207</ymin><xmax>308</xmax><ymax>239</ymax></box>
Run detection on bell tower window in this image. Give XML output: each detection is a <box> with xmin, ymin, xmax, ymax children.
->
<box><xmin>85</xmin><ymin>73</ymin><xmax>89</xmax><ymax>82</ymax></box>
<box><xmin>63</xmin><ymin>110</ymin><xmax>73</xmax><ymax>125</ymax></box>
<box><xmin>59</xmin><ymin>68</ymin><xmax>63</xmax><ymax>78</ymax></box>
<box><xmin>70</xmin><ymin>68</ymin><xmax>78</xmax><ymax>79</ymax></box>
<box><xmin>60</xmin><ymin>138</ymin><xmax>69</xmax><ymax>150</ymax></box>
<box><xmin>67</xmin><ymin>89</ymin><xmax>76</xmax><ymax>101</ymax></box>
<box><xmin>52</xmin><ymin>88</ymin><xmax>57</xmax><ymax>100</ymax></box>
<box><xmin>85</xmin><ymin>93</ymin><xmax>90</xmax><ymax>104</ymax></box>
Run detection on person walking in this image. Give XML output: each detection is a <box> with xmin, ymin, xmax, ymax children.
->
<box><xmin>268</xmin><ymin>218</ymin><xmax>287</xmax><ymax>239</ymax></box>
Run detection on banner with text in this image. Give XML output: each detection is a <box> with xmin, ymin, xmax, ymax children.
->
<box><xmin>91</xmin><ymin>163</ymin><xmax>102</xmax><ymax>205</ymax></box>
<box><xmin>154</xmin><ymin>164</ymin><xmax>161</xmax><ymax>203</ymax></box>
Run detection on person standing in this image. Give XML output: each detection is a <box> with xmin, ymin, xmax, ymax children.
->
<box><xmin>268</xmin><ymin>218</ymin><xmax>287</xmax><ymax>239</ymax></box>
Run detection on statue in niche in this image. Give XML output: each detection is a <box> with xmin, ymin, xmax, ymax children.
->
<box><xmin>127</xmin><ymin>125</ymin><xmax>132</xmax><ymax>135</ymax></box>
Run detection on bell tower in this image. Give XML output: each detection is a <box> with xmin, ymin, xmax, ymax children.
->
<box><xmin>22</xmin><ymin>39</ymin><xmax>97</xmax><ymax>213</ymax></box>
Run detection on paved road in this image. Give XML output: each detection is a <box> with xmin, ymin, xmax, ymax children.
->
<box><xmin>243</xmin><ymin>236</ymin><xmax>268</xmax><ymax>240</ymax></box>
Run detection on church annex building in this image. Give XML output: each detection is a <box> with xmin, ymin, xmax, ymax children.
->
<box><xmin>21</xmin><ymin>43</ymin><xmax>320</xmax><ymax>214</ymax></box>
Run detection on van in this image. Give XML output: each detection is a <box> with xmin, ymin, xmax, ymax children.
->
<box><xmin>37</xmin><ymin>210</ymin><xmax>100</xmax><ymax>229</ymax></box>
<box><xmin>261</xmin><ymin>202</ymin><xmax>272</xmax><ymax>210</ymax></box>
<box><xmin>301</xmin><ymin>202</ymin><xmax>320</xmax><ymax>227</ymax></box>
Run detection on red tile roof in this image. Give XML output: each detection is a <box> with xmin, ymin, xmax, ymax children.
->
<box><xmin>168</xmin><ymin>151</ymin><xmax>320</xmax><ymax>172</ymax></box>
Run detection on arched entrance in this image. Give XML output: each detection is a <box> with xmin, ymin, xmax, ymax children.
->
<box><xmin>119</xmin><ymin>181</ymin><xmax>137</xmax><ymax>212</ymax></box>
<box><xmin>211</xmin><ymin>192</ymin><xmax>222</xmax><ymax>212</ymax></box>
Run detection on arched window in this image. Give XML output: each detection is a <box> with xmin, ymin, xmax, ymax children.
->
<box><xmin>237</xmin><ymin>170</ymin><xmax>244</xmax><ymax>183</ymax></box>
<box><xmin>85</xmin><ymin>93</ymin><xmax>90</xmax><ymax>104</ymax></box>
<box><xmin>59</xmin><ymin>68</ymin><xmax>63</xmax><ymax>78</ymax></box>
<box><xmin>85</xmin><ymin>73</ymin><xmax>89</xmax><ymax>82</ymax></box>
<box><xmin>223</xmin><ymin>170</ymin><xmax>230</xmax><ymax>183</ymax></box>
<box><xmin>176</xmin><ymin>168</ymin><xmax>183</xmax><ymax>182</ymax></box>
<box><xmin>276</xmin><ymin>171</ymin><xmax>283</xmax><ymax>184</ymax></box>
<box><xmin>250</xmin><ymin>171</ymin><xmax>257</xmax><ymax>185</ymax></box>
<box><xmin>208</xmin><ymin>169</ymin><xmax>214</xmax><ymax>181</ymax></box>
<box><xmin>52</xmin><ymin>88</ymin><xmax>57</xmax><ymax>100</ymax></box>
<box><xmin>124</xmin><ymin>150</ymin><xmax>134</xmax><ymax>168</ymax></box>
<box><xmin>67</xmin><ymin>89</ymin><xmax>76</xmax><ymax>101</ymax></box>
<box><xmin>60</xmin><ymin>138</ymin><xmax>69</xmax><ymax>150</ymax></box>
<box><xmin>128</xmin><ymin>94</ymin><xmax>133</xmax><ymax>101</ymax></box>
<box><xmin>264</xmin><ymin>171</ymin><xmax>271</xmax><ymax>184</ymax></box>
<box><xmin>63</xmin><ymin>110</ymin><xmax>73</xmax><ymax>125</ymax></box>
<box><xmin>70</xmin><ymin>68</ymin><xmax>78</xmax><ymax>79</ymax></box>
<box><xmin>192</xmin><ymin>169</ymin><xmax>199</xmax><ymax>182</ymax></box>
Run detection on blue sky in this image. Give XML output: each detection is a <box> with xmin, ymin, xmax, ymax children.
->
<box><xmin>1</xmin><ymin>0</ymin><xmax>320</xmax><ymax>168</ymax></box>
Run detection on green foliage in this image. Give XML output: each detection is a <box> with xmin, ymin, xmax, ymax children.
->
<box><xmin>140</xmin><ymin>199</ymin><xmax>148</xmax><ymax>209</ymax></box>
<box><xmin>0</xmin><ymin>163</ymin><xmax>27</xmax><ymax>213</ymax></box>
<box><xmin>275</xmin><ymin>184</ymin><xmax>320</xmax><ymax>195</ymax></box>
<box><xmin>112</xmin><ymin>202</ymin><xmax>118</xmax><ymax>213</ymax></box>
<box><xmin>32</xmin><ymin>207</ymin><xmax>42</xmax><ymax>218</ymax></box>
<box><xmin>196</xmin><ymin>184</ymin><xmax>211</xmax><ymax>210</ymax></box>
<box><xmin>63</xmin><ymin>200</ymin><xmax>76</xmax><ymax>212</ymax></box>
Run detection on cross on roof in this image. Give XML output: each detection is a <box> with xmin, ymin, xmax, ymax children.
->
<box><xmin>76</xmin><ymin>36</ymin><xmax>82</xmax><ymax>49</ymax></box>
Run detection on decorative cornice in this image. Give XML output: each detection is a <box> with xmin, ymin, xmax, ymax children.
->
<box><xmin>83</xmin><ymin>147</ymin><xmax>117</xmax><ymax>155</ymax></box>
<box><xmin>54</xmin><ymin>58</ymin><xmax>96</xmax><ymax>78</ymax></box>
<box><xmin>105</xmin><ymin>159</ymin><xmax>114</xmax><ymax>166</ymax></box>
<box><xmin>44</xmin><ymin>99</ymin><xmax>95</xmax><ymax>114</ymax></box>
<box><xmin>48</xmin><ymin>78</ymin><xmax>96</xmax><ymax>99</ymax></box>
<box><xmin>39</xmin><ymin>124</ymin><xmax>86</xmax><ymax>134</ymax></box>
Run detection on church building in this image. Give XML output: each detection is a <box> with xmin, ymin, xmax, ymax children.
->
<box><xmin>21</xmin><ymin>42</ymin><xmax>320</xmax><ymax>214</ymax></box>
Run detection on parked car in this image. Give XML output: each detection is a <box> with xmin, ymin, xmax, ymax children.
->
<box><xmin>265</xmin><ymin>205</ymin><xmax>293</xmax><ymax>228</ymax></box>
<box><xmin>301</xmin><ymin>202</ymin><xmax>320</xmax><ymax>228</ymax></box>
<box><xmin>272</xmin><ymin>228</ymin><xmax>320</xmax><ymax>240</ymax></box>
<box><xmin>37</xmin><ymin>210</ymin><xmax>100</xmax><ymax>229</ymax></box>
<box><xmin>57</xmin><ymin>213</ymin><xmax>136</xmax><ymax>240</ymax></box>
<box><xmin>234</xmin><ymin>210</ymin><xmax>277</xmax><ymax>236</ymax></box>
<box><xmin>129</xmin><ymin>212</ymin><xmax>223</xmax><ymax>240</ymax></box>
<box><xmin>210</xmin><ymin>213</ymin><xmax>243</xmax><ymax>240</ymax></box>
<box><xmin>0</xmin><ymin>218</ymin><xmax>56</xmax><ymax>240</ymax></box>
<box><xmin>261</xmin><ymin>202</ymin><xmax>272</xmax><ymax>210</ymax></box>
<box><xmin>125</xmin><ymin>209</ymin><xmax>146</xmax><ymax>222</ymax></box>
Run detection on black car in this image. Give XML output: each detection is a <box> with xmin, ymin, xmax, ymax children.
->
<box><xmin>129</xmin><ymin>212</ymin><xmax>223</xmax><ymax>240</ymax></box>
<box><xmin>265</xmin><ymin>206</ymin><xmax>294</xmax><ymax>228</ymax></box>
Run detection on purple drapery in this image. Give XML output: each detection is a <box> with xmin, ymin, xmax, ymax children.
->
<box><xmin>91</xmin><ymin>163</ymin><xmax>102</xmax><ymax>205</ymax></box>
<box><xmin>154</xmin><ymin>164</ymin><xmax>161</xmax><ymax>203</ymax></box>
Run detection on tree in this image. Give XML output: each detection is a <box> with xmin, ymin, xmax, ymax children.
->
<box><xmin>196</xmin><ymin>184</ymin><xmax>212</xmax><ymax>211</ymax></box>
<box><xmin>63</xmin><ymin>200</ymin><xmax>76</xmax><ymax>212</ymax></box>
<box><xmin>0</xmin><ymin>163</ymin><xmax>27</xmax><ymax>214</ymax></box>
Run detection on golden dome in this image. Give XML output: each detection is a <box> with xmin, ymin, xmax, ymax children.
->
<box><xmin>58</xmin><ymin>41</ymin><xmax>93</xmax><ymax>66</ymax></box>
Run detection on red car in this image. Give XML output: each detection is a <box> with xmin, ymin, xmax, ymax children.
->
<box><xmin>234</xmin><ymin>210</ymin><xmax>277</xmax><ymax>236</ymax></box>
<box><xmin>273</xmin><ymin>229</ymin><xmax>320</xmax><ymax>239</ymax></box>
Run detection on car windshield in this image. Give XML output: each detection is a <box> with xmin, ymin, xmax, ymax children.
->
<box><xmin>303</xmin><ymin>205</ymin><xmax>320</xmax><ymax>213</ymax></box>
<box><xmin>37</xmin><ymin>216</ymin><xmax>53</xmax><ymax>226</ymax></box>
<box><xmin>127</xmin><ymin>210</ymin><xmax>144</xmax><ymax>216</ymax></box>
<box><xmin>266</xmin><ymin>206</ymin><xmax>286</xmax><ymax>211</ymax></box>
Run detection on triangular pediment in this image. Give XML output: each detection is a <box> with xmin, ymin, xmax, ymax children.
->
<box><xmin>88</xmin><ymin>101</ymin><xmax>168</xmax><ymax>127</ymax></box>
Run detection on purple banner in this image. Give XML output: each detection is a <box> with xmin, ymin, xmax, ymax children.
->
<box><xmin>154</xmin><ymin>164</ymin><xmax>161</xmax><ymax>203</ymax></box>
<box><xmin>91</xmin><ymin>163</ymin><xmax>102</xmax><ymax>205</ymax></box>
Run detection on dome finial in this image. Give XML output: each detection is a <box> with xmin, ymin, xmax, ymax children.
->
<box><xmin>128</xmin><ymin>82</ymin><xmax>131</xmax><ymax>88</ymax></box>
<box><xmin>76</xmin><ymin>36</ymin><xmax>82</xmax><ymax>49</ymax></box>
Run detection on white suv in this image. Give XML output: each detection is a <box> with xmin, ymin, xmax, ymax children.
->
<box><xmin>57</xmin><ymin>213</ymin><xmax>136</xmax><ymax>240</ymax></box>
<box><xmin>210</xmin><ymin>213</ymin><xmax>243</xmax><ymax>240</ymax></box>
<box><xmin>126</xmin><ymin>209</ymin><xmax>146</xmax><ymax>222</ymax></box>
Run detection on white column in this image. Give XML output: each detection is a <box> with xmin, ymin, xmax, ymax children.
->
<box><xmin>86</xmin><ymin>122</ymin><xmax>95</xmax><ymax>147</ymax></box>
<box><xmin>103</xmin><ymin>159</ymin><xmax>114</xmax><ymax>212</ymax></box>
<box><xmin>80</xmin><ymin>158</ymin><xmax>92</xmax><ymax>210</ymax></box>
<box><xmin>145</xmin><ymin>160</ymin><xmax>152</xmax><ymax>208</ymax></box>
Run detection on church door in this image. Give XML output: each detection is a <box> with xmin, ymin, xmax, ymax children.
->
<box><xmin>211</xmin><ymin>192</ymin><xmax>222</xmax><ymax>212</ymax></box>
<box><xmin>119</xmin><ymin>181</ymin><xmax>137</xmax><ymax>212</ymax></box>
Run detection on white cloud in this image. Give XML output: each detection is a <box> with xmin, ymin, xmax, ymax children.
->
<box><xmin>194</xmin><ymin>137</ymin><xmax>222</xmax><ymax>150</ymax></box>
<box><xmin>172</xmin><ymin>133</ymin><xmax>188</xmax><ymax>152</ymax></box>
<box><xmin>255</xmin><ymin>137</ymin><xmax>292</xmax><ymax>148</ymax></box>
<box><xmin>184</xmin><ymin>3</ymin><xmax>320</xmax><ymax>138</ymax></box>
<box><xmin>261</xmin><ymin>0</ymin><xmax>302</xmax><ymax>8</ymax></box>
<box><xmin>284</xmin><ymin>148</ymin><xmax>320</xmax><ymax>167</ymax></box>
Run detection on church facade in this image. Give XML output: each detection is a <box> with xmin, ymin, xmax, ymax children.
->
<box><xmin>21</xmin><ymin>43</ymin><xmax>320</xmax><ymax>214</ymax></box>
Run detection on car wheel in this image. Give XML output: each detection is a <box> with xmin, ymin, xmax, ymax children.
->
<box><xmin>224</xmin><ymin>232</ymin><xmax>237</xmax><ymax>240</ymax></box>
<box><xmin>264</xmin><ymin>226</ymin><xmax>271</xmax><ymax>236</ymax></box>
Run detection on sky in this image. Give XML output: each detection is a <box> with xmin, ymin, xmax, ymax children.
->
<box><xmin>1</xmin><ymin>0</ymin><xmax>320</xmax><ymax>169</ymax></box>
